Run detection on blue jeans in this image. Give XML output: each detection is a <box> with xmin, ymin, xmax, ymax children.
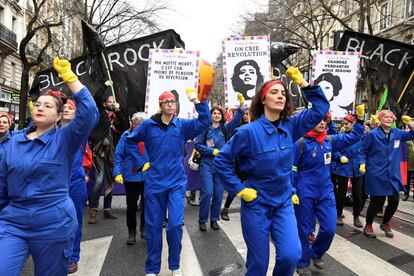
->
<box><xmin>89</xmin><ymin>164</ymin><xmax>112</xmax><ymax>209</ymax></box>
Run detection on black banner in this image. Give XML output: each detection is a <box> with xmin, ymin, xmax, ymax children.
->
<box><xmin>336</xmin><ymin>30</ymin><xmax>414</xmax><ymax>117</ymax></box>
<box><xmin>30</xmin><ymin>29</ymin><xmax>185</xmax><ymax>116</ymax></box>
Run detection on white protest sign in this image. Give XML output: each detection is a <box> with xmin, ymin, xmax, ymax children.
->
<box><xmin>146</xmin><ymin>49</ymin><xmax>200</xmax><ymax>118</ymax></box>
<box><xmin>222</xmin><ymin>36</ymin><xmax>271</xmax><ymax>108</ymax></box>
<box><xmin>311</xmin><ymin>51</ymin><xmax>361</xmax><ymax>119</ymax></box>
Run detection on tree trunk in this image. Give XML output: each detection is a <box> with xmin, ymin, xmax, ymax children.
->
<box><xmin>18</xmin><ymin>65</ymin><xmax>31</xmax><ymax>129</ymax></box>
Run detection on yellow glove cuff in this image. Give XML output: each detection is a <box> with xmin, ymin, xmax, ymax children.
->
<box><xmin>237</xmin><ymin>92</ymin><xmax>245</xmax><ymax>105</ymax></box>
<box><xmin>114</xmin><ymin>174</ymin><xmax>123</xmax><ymax>184</ymax></box>
<box><xmin>402</xmin><ymin>115</ymin><xmax>412</xmax><ymax>124</ymax></box>
<box><xmin>186</xmin><ymin>88</ymin><xmax>198</xmax><ymax>101</ymax></box>
<box><xmin>292</xmin><ymin>194</ymin><xmax>299</xmax><ymax>205</ymax></box>
<box><xmin>142</xmin><ymin>162</ymin><xmax>151</xmax><ymax>172</ymax></box>
<box><xmin>213</xmin><ymin>149</ymin><xmax>219</xmax><ymax>156</ymax></box>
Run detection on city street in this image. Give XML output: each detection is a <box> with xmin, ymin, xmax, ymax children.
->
<box><xmin>21</xmin><ymin>194</ymin><xmax>414</xmax><ymax>276</ymax></box>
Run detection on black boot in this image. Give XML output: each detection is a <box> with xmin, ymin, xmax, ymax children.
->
<box><xmin>221</xmin><ymin>208</ymin><xmax>230</xmax><ymax>221</ymax></box>
<box><xmin>140</xmin><ymin>225</ymin><xmax>146</xmax><ymax>240</ymax></box>
<box><xmin>126</xmin><ymin>229</ymin><xmax>136</xmax><ymax>245</ymax></box>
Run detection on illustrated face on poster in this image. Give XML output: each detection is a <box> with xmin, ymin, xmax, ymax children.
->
<box><xmin>312</xmin><ymin>51</ymin><xmax>360</xmax><ymax>119</ymax></box>
<box><xmin>223</xmin><ymin>36</ymin><xmax>271</xmax><ymax>108</ymax></box>
<box><xmin>146</xmin><ymin>49</ymin><xmax>199</xmax><ymax>118</ymax></box>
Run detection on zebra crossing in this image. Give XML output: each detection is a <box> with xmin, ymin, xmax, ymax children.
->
<box><xmin>21</xmin><ymin>197</ymin><xmax>414</xmax><ymax>275</ymax></box>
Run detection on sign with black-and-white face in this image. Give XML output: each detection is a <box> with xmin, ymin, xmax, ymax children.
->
<box><xmin>146</xmin><ymin>49</ymin><xmax>199</xmax><ymax>118</ymax></box>
<box><xmin>222</xmin><ymin>36</ymin><xmax>271</xmax><ymax>108</ymax></box>
<box><xmin>312</xmin><ymin>50</ymin><xmax>361</xmax><ymax>119</ymax></box>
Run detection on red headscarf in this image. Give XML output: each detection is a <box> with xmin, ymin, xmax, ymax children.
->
<box><xmin>66</xmin><ymin>99</ymin><xmax>77</xmax><ymax>109</ymax></box>
<box><xmin>0</xmin><ymin>112</ymin><xmax>12</xmax><ymax>126</ymax></box>
<box><xmin>260</xmin><ymin>80</ymin><xmax>286</xmax><ymax>101</ymax></box>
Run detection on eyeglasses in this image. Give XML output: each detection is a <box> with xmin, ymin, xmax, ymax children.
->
<box><xmin>162</xmin><ymin>100</ymin><xmax>176</xmax><ymax>105</ymax></box>
<box><xmin>34</xmin><ymin>102</ymin><xmax>57</xmax><ymax>109</ymax></box>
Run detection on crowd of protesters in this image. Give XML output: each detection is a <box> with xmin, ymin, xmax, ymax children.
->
<box><xmin>0</xmin><ymin>56</ymin><xmax>413</xmax><ymax>276</ymax></box>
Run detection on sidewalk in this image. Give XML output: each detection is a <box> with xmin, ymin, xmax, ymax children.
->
<box><xmin>395</xmin><ymin>197</ymin><xmax>414</xmax><ymax>223</ymax></box>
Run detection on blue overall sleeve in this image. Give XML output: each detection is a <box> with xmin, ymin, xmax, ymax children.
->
<box><xmin>0</xmin><ymin>151</ymin><xmax>9</xmax><ymax>211</ymax></box>
<box><xmin>327</xmin><ymin>121</ymin><xmax>338</xmax><ymax>135</ymax></box>
<box><xmin>194</xmin><ymin>130</ymin><xmax>214</xmax><ymax>156</ymax></box>
<box><xmin>182</xmin><ymin>102</ymin><xmax>211</xmax><ymax>141</ymax></box>
<box><xmin>396</xmin><ymin>128</ymin><xmax>414</xmax><ymax>141</ymax></box>
<box><xmin>358</xmin><ymin>132</ymin><xmax>373</xmax><ymax>165</ymax></box>
<box><xmin>62</xmin><ymin>86</ymin><xmax>99</xmax><ymax>153</ymax></box>
<box><xmin>113</xmin><ymin>133</ymin><xmax>126</xmax><ymax>177</ymax></box>
<box><xmin>332</xmin><ymin>122</ymin><xmax>365</xmax><ymax>152</ymax></box>
<box><xmin>224</xmin><ymin>108</ymin><xmax>244</xmax><ymax>136</ymax></box>
<box><xmin>214</xmin><ymin>128</ymin><xmax>251</xmax><ymax>197</ymax></box>
<box><xmin>291</xmin><ymin>86</ymin><xmax>330</xmax><ymax>142</ymax></box>
<box><xmin>291</xmin><ymin>141</ymin><xmax>300</xmax><ymax>193</ymax></box>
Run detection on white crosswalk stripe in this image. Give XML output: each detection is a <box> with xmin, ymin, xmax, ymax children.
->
<box><xmin>74</xmin><ymin>236</ymin><xmax>113</xmax><ymax>276</ymax></box>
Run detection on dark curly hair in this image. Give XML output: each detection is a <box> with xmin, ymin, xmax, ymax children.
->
<box><xmin>250</xmin><ymin>80</ymin><xmax>292</xmax><ymax>121</ymax></box>
<box><xmin>210</xmin><ymin>105</ymin><xmax>226</xmax><ymax>125</ymax></box>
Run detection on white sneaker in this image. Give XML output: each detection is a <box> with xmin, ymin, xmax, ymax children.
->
<box><xmin>171</xmin><ymin>269</ymin><xmax>182</xmax><ymax>276</ymax></box>
<box><xmin>146</xmin><ymin>274</ymin><xmax>157</xmax><ymax>276</ymax></box>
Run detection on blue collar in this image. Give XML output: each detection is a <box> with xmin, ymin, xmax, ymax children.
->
<box><xmin>15</xmin><ymin>127</ymin><xmax>56</xmax><ymax>144</ymax></box>
<box><xmin>258</xmin><ymin>115</ymin><xmax>289</xmax><ymax>135</ymax></box>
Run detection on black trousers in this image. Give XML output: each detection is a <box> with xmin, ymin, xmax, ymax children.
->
<box><xmin>124</xmin><ymin>181</ymin><xmax>145</xmax><ymax>232</ymax></box>
<box><xmin>336</xmin><ymin>175</ymin><xmax>363</xmax><ymax>217</ymax></box>
<box><xmin>404</xmin><ymin>170</ymin><xmax>414</xmax><ymax>196</ymax></box>
<box><xmin>366</xmin><ymin>193</ymin><xmax>399</xmax><ymax>225</ymax></box>
<box><xmin>223</xmin><ymin>194</ymin><xmax>235</xmax><ymax>209</ymax></box>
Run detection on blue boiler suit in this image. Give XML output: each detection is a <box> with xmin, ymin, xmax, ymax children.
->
<box><xmin>0</xmin><ymin>87</ymin><xmax>98</xmax><ymax>276</ymax></box>
<box><xmin>69</xmin><ymin>140</ymin><xmax>88</xmax><ymax>264</ymax></box>
<box><xmin>195</xmin><ymin>108</ymin><xmax>244</xmax><ymax>224</ymax></box>
<box><xmin>292</xmin><ymin>122</ymin><xmax>364</xmax><ymax>269</ymax></box>
<box><xmin>127</xmin><ymin>102</ymin><xmax>210</xmax><ymax>274</ymax></box>
<box><xmin>214</xmin><ymin>86</ymin><xmax>329</xmax><ymax>276</ymax></box>
<box><xmin>359</xmin><ymin>126</ymin><xmax>414</xmax><ymax>196</ymax></box>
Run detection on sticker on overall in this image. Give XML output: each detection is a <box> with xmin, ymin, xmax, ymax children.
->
<box><xmin>324</xmin><ymin>152</ymin><xmax>331</xmax><ymax>165</ymax></box>
<box><xmin>394</xmin><ymin>140</ymin><xmax>400</xmax><ymax>149</ymax></box>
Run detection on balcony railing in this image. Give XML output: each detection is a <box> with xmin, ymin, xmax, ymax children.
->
<box><xmin>0</xmin><ymin>23</ymin><xmax>18</xmax><ymax>51</ymax></box>
<box><xmin>26</xmin><ymin>42</ymin><xmax>53</xmax><ymax>65</ymax></box>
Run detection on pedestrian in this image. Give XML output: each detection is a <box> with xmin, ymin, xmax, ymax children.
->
<box><xmin>88</xmin><ymin>93</ymin><xmax>130</xmax><ymax>223</ymax></box>
<box><xmin>114</xmin><ymin>112</ymin><xmax>150</xmax><ymax>245</ymax></box>
<box><xmin>292</xmin><ymin>108</ymin><xmax>365</xmax><ymax>275</ymax></box>
<box><xmin>334</xmin><ymin>114</ymin><xmax>365</xmax><ymax>228</ymax></box>
<box><xmin>214</xmin><ymin>67</ymin><xmax>330</xmax><ymax>276</ymax></box>
<box><xmin>195</xmin><ymin>94</ymin><xmax>245</xmax><ymax>231</ymax></box>
<box><xmin>60</xmin><ymin>97</ymin><xmax>96</xmax><ymax>273</ymax></box>
<box><xmin>0</xmin><ymin>57</ymin><xmax>98</xmax><ymax>275</ymax></box>
<box><xmin>360</xmin><ymin>111</ymin><xmax>414</xmax><ymax>238</ymax></box>
<box><xmin>127</xmin><ymin>89</ymin><xmax>211</xmax><ymax>276</ymax></box>
<box><xmin>0</xmin><ymin>112</ymin><xmax>13</xmax><ymax>157</ymax></box>
<box><xmin>221</xmin><ymin>109</ymin><xmax>251</xmax><ymax>221</ymax></box>
<box><xmin>403</xmin><ymin>125</ymin><xmax>414</xmax><ymax>201</ymax></box>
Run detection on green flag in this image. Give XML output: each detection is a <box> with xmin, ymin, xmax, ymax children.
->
<box><xmin>376</xmin><ymin>87</ymin><xmax>388</xmax><ymax>113</ymax></box>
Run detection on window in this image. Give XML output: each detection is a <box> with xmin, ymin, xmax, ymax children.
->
<box><xmin>380</xmin><ymin>3</ymin><xmax>391</xmax><ymax>30</ymax></box>
<box><xmin>408</xmin><ymin>0</ymin><xmax>414</xmax><ymax>17</ymax></box>
<box><xmin>12</xmin><ymin>17</ymin><xmax>17</xmax><ymax>33</ymax></box>
<box><xmin>0</xmin><ymin>7</ymin><xmax>4</xmax><ymax>25</ymax></box>
<box><xmin>11</xmin><ymin>63</ymin><xmax>16</xmax><ymax>82</ymax></box>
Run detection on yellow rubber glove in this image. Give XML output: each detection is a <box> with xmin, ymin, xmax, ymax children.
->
<box><xmin>28</xmin><ymin>100</ymin><xmax>34</xmax><ymax>112</ymax></box>
<box><xmin>186</xmin><ymin>88</ymin><xmax>198</xmax><ymax>102</ymax></box>
<box><xmin>237</xmin><ymin>188</ymin><xmax>257</xmax><ymax>202</ymax></box>
<box><xmin>356</xmin><ymin>104</ymin><xmax>365</xmax><ymax>120</ymax></box>
<box><xmin>237</xmin><ymin>92</ymin><xmax>245</xmax><ymax>105</ymax></box>
<box><xmin>53</xmin><ymin>57</ymin><xmax>78</xmax><ymax>83</ymax></box>
<box><xmin>402</xmin><ymin>115</ymin><xmax>412</xmax><ymax>124</ymax></box>
<box><xmin>340</xmin><ymin>156</ymin><xmax>349</xmax><ymax>164</ymax></box>
<box><xmin>292</xmin><ymin>194</ymin><xmax>299</xmax><ymax>205</ymax></box>
<box><xmin>371</xmin><ymin>114</ymin><xmax>379</xmax><ymax>125</ymax></box>
<box><xmin>142</xmin><ymin>162</ymin><xmax>151</xmax><ymax>172</ymax></box>
<box><xmin>114</xmin><ymin>174</ymin><xmax>123</xmax><ymax>184</ymax></box>
<box><xmin>359</xmin><ymin>164</ymin><xmax>366</xmax><ymax>174</ymax></box>
<box><xmin>286</xmin><ymin>67</ymin><xmax>304</xmax><ymax>85</ymax></box>
<box><xmin>212</xmin><ymin>149</ymin><xmax>219</xmax><ymax>156</ymax></box>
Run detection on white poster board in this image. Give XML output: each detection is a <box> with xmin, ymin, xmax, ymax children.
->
<box><xmin>311</xmin><ymin>50</ymin><xmax>361</xmax><ymax>119</ymax></box>
<box><xmin>222</xmin><ymin>36</ymin><xmax>271</xmax><ymax>108</ymax></box>
<box><xmin>146</xmin><ymin>49</ymin><xmax>200</xmax><ymax>118</ymax></box>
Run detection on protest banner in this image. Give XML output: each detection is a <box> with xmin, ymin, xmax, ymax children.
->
<box><xmin>336</xmin><ymin>30</ymin><xmax>414</xmax><ymax>118</ymax></box>
<box><xmin>222</xmin><ymin>36</ymin><xmax>271</xmax><ymax>108</ymax></box>
<box><xmin>29</xmin><ymin>29</ymin><xmax>185</xmax><ymax>116</ymax></box>
<box><xmin>311</xmin><ymin>50</ymin><xmax>361</xmax><ymax>119</ymax></box>
<box><xmin>146</xmin><ymin>49</ymin><xmax>200</xmax><ymax>118</ymax></box>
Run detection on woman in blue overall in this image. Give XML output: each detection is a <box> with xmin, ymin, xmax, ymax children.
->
<box><xmin>0</xmin><ymin>112</ymin><xmax>13</xmax><ymax>158</ymax></box>
<box><xmin>214</xmin><ymin>67</ymin><xmax>329</xmax><ymax>276</ymax></box>
<box><xmin>292</xmin><ymin>108</ymin><xmax>365</xmax><ymax>276</ymax></box>
<box><xmin>60</xmin><ymin>98</ymin><xmax>95</xmax><ymax>274</ymax></box>
<box><xmin>127</xmin><ymin>89</ymin><xmax>211</xmax><ymax>276</ymax></box>
<box><xmin>333</xmin><ymin>114</ymin><xmax>365</xmax><ymax>228</ymax></box>
<box><xmin>0</xmin><ymin>57</ymin><xmax>98</xmax><ymax>276</ymax></box>
<box><xmin>114</xmin><ymin>112</ymin><xmax>150</xmax><ymax>244</ymax></box>
<box><xmin>360</xmin><ymin>111</ymin><xmax>414</xmax><ymax>238</ymax></box>
<box><xmin>195</xmin><ymin>93</ymin><xmax>245</xmax><ymax>231</ymax></box>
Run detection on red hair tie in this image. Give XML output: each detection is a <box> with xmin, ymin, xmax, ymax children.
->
<box><xmin>66</xmin><ymin>99</ymin><xmax>77</xmax><ymax>110</ymax></box>
<box><xmin>0</xmin><ymin>112</ymin><xmax>12</xmax><ymax>125</ymax></box>
<box><xmin>43</xmin><ymin>90</ymin><xmax>63</xmax><ymax>105</ymax></box>
<box><xmin>261</xmin><ymin>80</ymin><xmax>285</xmax><ymax>101</ymax></box>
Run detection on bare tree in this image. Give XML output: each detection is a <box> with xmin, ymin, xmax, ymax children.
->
<box><xmin>83</xmin><ymin>0</ymin><xmax>168</xmax><ymax>47</ymax></box>
<box><xmin>18</xmin><ymin>0</ymin><xmax>64</xmax><ymax>129</ymax></box>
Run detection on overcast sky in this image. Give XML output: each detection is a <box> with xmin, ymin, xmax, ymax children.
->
<box><xmin>157</xmin><ymin>0</ymin><xmax>268</xmax><ymax>62</ymax></box>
